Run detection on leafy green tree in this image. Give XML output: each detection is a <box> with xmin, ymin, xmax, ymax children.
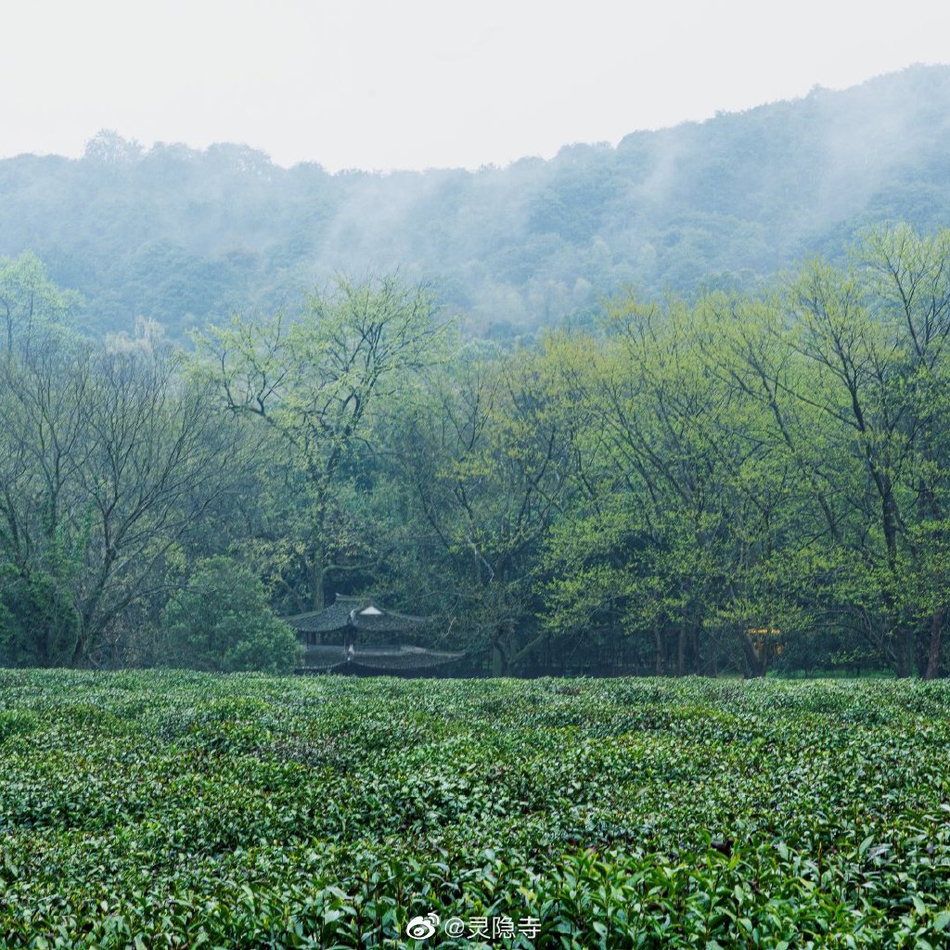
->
<box><xmin>0</xmin><ymin>569</ymin><xmax>78</xmax><ymax>667</ymax></box>
<box><xmin>162</xmin><ymin>557</ymin><xmax>299</xmax><ymax>673</ymax></box>
<box><xmin>193</xmin><ymin>275</ymin><xmax>447</xmax><ymax>613</ymax></box>
<box><xmin>396</xmin><ymin>342</ymin><xmax>579</xmax><ymax>675</ymax></box>
<box><xmin>542</xmin><ymin>290</ymin><xmax>825</xmax><ymax>677</ymax></box>
<box><xmin>690</xmin><ymin>226</ymin><xmax>950</xmax><ymax>677</ymax></box>
<box><xmin>0</xmin><ymin>340</ymin><xmax>240</xmax><ymax>666</ymax></box>
<box><xmin>737</xmin><ymin>231</ymin><xmax>950</xmax><ymax>677</ymax></box>
<box><xmin>0</xmin><ymin>252</ymin><xmax>82</xmax><ymax>355</ymax></box>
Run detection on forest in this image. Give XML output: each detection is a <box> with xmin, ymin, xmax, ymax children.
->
<box><xmin>2</xmin><ymin>222</ymin><xmax>950</xmax><ymax>678</ymax></box>
<box><xmin>2</xmin><ymin>65</ymin><xmax>950</xmax><ymax>341</ymax></box>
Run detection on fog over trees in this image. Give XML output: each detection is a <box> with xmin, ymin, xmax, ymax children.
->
<box><xmin>2</xmin><ymin>66</ymin><xmax>950</xmax><ymax>341</ymax></box>
<box><xmin>3</xmin><ymin>68</ymin><xmax>950</xmax><ymax>676</ymax></box>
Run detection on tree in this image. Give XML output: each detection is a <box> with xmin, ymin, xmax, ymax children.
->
<box><xmin>397</xmin><ymin>342</ymin><xmax>578</xmax><ymax>675</ymax></box>
<box><xmin>699</xmin><ymin>226</ymin><xmax>950</xmax><ymax>677</ymax></box>
<box><xmin>0</xmin><ymin>252</ymin><xmax>82</xmax><ymax>356</ymax></box>
<box><xmin>162</xmin><ymin>556</ymin><xmax>299</xmax><ymax>673</ymax></box>
<box><xmin>193</xmin><ymin>275</ymin><xmax>447</xmax><ymax>613</ymax></box>
<box><xmin>541</xmin><ymin>296</ymin><xmax>744</xmax><ymax>676</ymax></box>
<box><xmin>0</xmin><ymin>340</ymin><xmax>240</xmax><ymax>666</ymax></box>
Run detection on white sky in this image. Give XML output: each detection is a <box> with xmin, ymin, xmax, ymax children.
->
<box><xmin>3</xmin><ymin>0</ymin><xmax>949</xmax><ymax>172</ymax></box>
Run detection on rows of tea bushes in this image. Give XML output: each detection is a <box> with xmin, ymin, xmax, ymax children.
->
<box><xmin>0</xmin><ymin>671</ymin><xmax>949</xmax><ymax>947</ymax></box>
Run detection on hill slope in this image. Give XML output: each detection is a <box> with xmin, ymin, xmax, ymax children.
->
<box><xmin>2</xmin><ymin>64</ymin><xmax>950</xmax><ymax>337</ymax></box>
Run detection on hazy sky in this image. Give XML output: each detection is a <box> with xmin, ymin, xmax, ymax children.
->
<box><xmin>3</xmin><ymin>0</ymin><xmax>949</xmax><ymax>172</ymax></box>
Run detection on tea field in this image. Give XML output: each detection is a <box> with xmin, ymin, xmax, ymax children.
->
<box><xmin>0</xmin><ymin>671</ymin><xmax>949</xmax><ymax>948</ymax></box>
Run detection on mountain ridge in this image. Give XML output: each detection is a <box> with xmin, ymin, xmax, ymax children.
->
<box><xmin>2</xmin><ymin>63</ymin><xmax>949</xmax><ymax>337</ymax></box>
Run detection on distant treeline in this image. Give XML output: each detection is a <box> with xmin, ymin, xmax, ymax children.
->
<box><xmin>2</xmin><ymin>224</ymin><xmax>950</xmax><ymax>677</ymax></box>
<box><xmin>3</xmin><ymin>66</ymin><xmax>950</xmax><ymax>341</ymax></box>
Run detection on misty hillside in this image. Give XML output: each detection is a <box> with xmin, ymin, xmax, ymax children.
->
<box><xmin>3</xmin><ymin>64</ymin><xmax>950</xmax><ymax>338</ymax></box>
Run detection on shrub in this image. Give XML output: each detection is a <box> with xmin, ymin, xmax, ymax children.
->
<box><xmin>161</xmin><ymin>557</ymin><xmax>299</xmax><ymax>673</ymax></box>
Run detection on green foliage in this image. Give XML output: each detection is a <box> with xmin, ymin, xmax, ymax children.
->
<box><xmin>0</xmin><ymin>339</ymin><xmax>243</xmax><ymax>666</ymax></box>
<box><xmin>162</xmin><ymin>557</ymin><xmax>299</xmax><ymax>673</ymax></box>
<box><xmin>191</xmin><ymin>275</ymin><xmax>448</xmax><ymax>615</ymax></box>
<box><xmin>1</xmin><ymin>672</ymin><xmax>950</xmax><ymax>946</ymax></box>
<box><xmin>0</xmin><ymin>569</ymin><xmax>78</xmax><ymax>666</ymax></box>
<box><xmin>0</xmin><ymin>251</ymin><xmax>84</xmax><ymax>353</ymax></box>
<box><xmin>386</xmin><ymin>341</ymin><xmax>582</xmax><ymax>674</ymax></box>
<box><xmin>7</xmin><ymin>205</ymin><xmax>950</xmax><ymax>681</ymax></box>
<box><xmin>5</xmin><ymin>67</ymin><xmax>950</xmax><ymax>339</ymax></box>
<box><xmin>537</xmin><ymin>225</ymin><xmax>950</xmax><ymax>678</ymax></box>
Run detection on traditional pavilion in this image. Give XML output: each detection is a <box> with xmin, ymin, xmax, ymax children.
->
<box><xmin>285</xmin><ymin>594</ymin><xmax>465</xmax><ymax>676</ymax></box>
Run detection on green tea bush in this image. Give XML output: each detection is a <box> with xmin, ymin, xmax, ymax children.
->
<box><xmin>0</xmin><ymin>673</ymin><xmax>949</xmax><ymax>947</ymax></box>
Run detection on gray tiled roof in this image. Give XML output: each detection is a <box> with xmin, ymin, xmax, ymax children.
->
<box><xmin>284</xmin><ymin>600</ymin><xmax>352</xmax><ymax>633</ymax></box>
<box><xmin>284</xmin><ymin>594</ymin><xmax>428</xmax><ymax>634</ymax></box>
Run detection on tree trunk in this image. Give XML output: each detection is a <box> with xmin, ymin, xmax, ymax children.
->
<box><xmin>491</xmin><ymin>632</ymin><xmax>507</xmax><ymax>677</ymax></box>
<box><xmin>740</xmin><ymin>633</ymin><xmax>766</xmax><ymax>679</ymax></box>
<box><xmin>893</xmin><ymin>627</ymin><xmax>914</xmax><ymax>678</ymax></box>
<box><xmin>654</xmin><ymin>625</ymin><xmax>666</xmax><ymax>676</ymax></box>
<box><xmin>307</xmin><ymin>535</ymin><xmax>327</xmax><ymax>612</ymax></box>
<box><xmin>924</xmin><ymin>609</ymin><xmax>944</xmax><ymax>681</ymax></box>
<box><xmin>677</xmin><ymin>624</ymin><xmax>687</xmax><ymax>677</ymax></box>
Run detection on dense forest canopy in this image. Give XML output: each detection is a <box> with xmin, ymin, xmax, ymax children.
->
<box><xmin>3</xmin><ymin>224</ymin><xmax>950</xmax><ymax>679</ymax></box>
<box><xmin>2</xmin><ymin>65</ymin><xmax>950</xmax><ymax>340</ymax></box>
<box><xmin>4</xmin><ymin>66</ymin><xmax>950</xmax><ymax>677</ymax></box>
